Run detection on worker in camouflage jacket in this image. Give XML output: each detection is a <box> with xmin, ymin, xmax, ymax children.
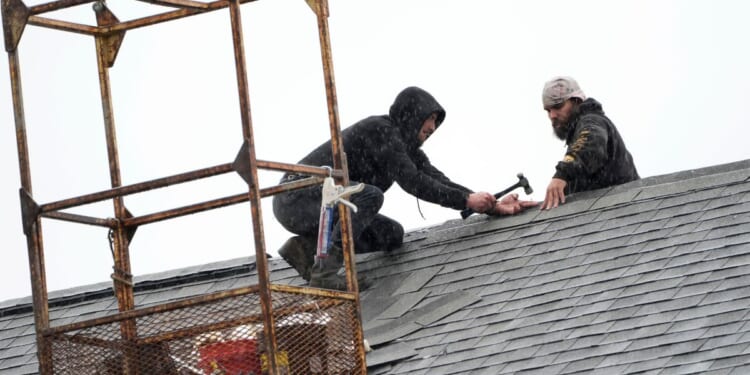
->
<box><xmin>540</xmin><ymin>76</ymin><xmax>640</xmax><ymax>210</ymax></box>
<box><xmin>273</xmin><ymin>86</ymin><xmax>536</xmax><ymax>290</ymax></box>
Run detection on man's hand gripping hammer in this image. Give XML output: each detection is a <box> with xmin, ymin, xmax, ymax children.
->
<box><xmin>460</xmin><ymin>173</ymin><xmax>533</xmax><ymax>219</ymax></box>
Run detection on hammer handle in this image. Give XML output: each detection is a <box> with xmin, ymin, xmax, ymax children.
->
<box><xmin>460</xmin><ymin>184</ymin><xmax>520</xmax><ymax>219</ymax></box>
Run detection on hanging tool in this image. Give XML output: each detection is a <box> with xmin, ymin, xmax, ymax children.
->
<box><xmin>317</xmin><ymin>174</ymin><xmax>364</xmax><ymax>258</ymax></box>
<box><xmin>461</xmin><ymin>173</ymin><xmax>533</xmax><ymax>219</ymax></box>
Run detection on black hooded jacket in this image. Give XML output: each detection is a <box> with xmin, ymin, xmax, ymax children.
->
<box><xmin>286</xmin><ymin>86</ymin><xmax>472</xmax><ymax>210</ymax></box>
<box><xmin>554</xmin><ymin>98</ymin><xmax>639</xmax><ymax>194</ymax></box>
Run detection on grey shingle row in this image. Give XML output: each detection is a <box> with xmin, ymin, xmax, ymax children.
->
<box><xmin>371</xmin><ymin>165</ymin><xmax>750</xmax><ymax>373</ymax></box>
<box><xmin>1</xmin><ymin>160</ymin><xmax>749</xmax><ymax>374</ymax></box>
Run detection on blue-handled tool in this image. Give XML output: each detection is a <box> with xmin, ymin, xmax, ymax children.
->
<box><xmin>316</xmin><ymin>177</ymin><xmax>364</xmax><ymax>257</ymax></box>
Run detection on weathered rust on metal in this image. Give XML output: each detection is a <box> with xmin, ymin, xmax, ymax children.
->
<box><xmin>42</xmin><ymin>286</ymin><xmax>364</xmax><ymax>373</ymax></box>
<box><xmin>138</xmin><ymin>298</ymin><xmax>346</xmax><ymax>346</ymax></box>
<box><xmin>2</xmin><ymin>0</ymin><xmax>30</xmax><ymax>52</ymax></box>
<box><xmin>22</xmin><ymin>0</ymin><xmax>260</xmax><ymax>36</ymax></box>
<box><xmin>7</xmin><ymin>47</ymin><xmax>53</xmax><ymax>374</ymax></box>
<box><xmin>339</xmin><ymin>156</ymin><xmax>360</xmax><ymax>293</ymax></box>
<box><xmin>123</xmin><ymin>193</ymin><xmax>248</xmax><ymax>227</ymax></box>
<box><xmin>338</xmin><ymin>155</ymin><xmax>368</xmax><ymax>370</ymax></box>
<box><xmin>41</xmin><ymin>210</ymin><xmax>116</xmax><ymax>228</ymax></box>
<box><xmin>9</xmin><ymin>0</ymin><xmax>368</xmax><ymax>371</ymax></box>
<box><xmin>94</xmin><ymin>2</ymin><xmax>124</xmax><ymax>67</ymax></box>
<box><xmin>7</xmin><ymin>47</ymin><xmax>30</xmax><ymax>189</ymax></box>
<box><xmin>28</xmin><ymin>0</ymin><xmax>93</xmax><ymax>16</ymax></box>
<box><xmin>41</xmin><ymin>163</ymin><xmax>234</xmax><ymax>213</ymax></box>
<box><xmin>310</xmin><ymin>0</ymin><xmax>368</xmax><ymax>370</ymax></box>
<box><xmin>259</xmin><ymin>176</ymin><xmax>324</xmax><ymax>195</ymax></box>
<box><xmin>44</xmin><ymin>285</ymin><xmax>262</xmax><ymax>336</ymax></box>
<box><xmin>227</xmin><ymin>0</ymin><xmax>280</xmax><ymax>372</ymax></box>
<box><xmin>310</xmin><ymin>0</ymin><xmax>353</xmax><ymax>276</ymax></box>
<box><xmin>123</xmin><ymin>176</ymin><xmax>325</xmax><ymax>227</ymax></box>
<box><xmin>270</xmin><ymin>283</ymin><xmax>358</xmax><ymax>300</ymax></box>
<box><xmin>103</xmin><ymin>7</ymin><xmax>207</xmax><ymax>33</ymax></box>
<box><xmin>256</xmin><ymin>159</ymin><xmax>345</xmax><ymax>177</ymax></box>
<box><xmin>311</xmin><ymin>0</ymin><xmax>340</xmax><ymax>171</ymax></box>
<box><xmin>137</xmin><ymin>312</ymin><xmax>269</xmax><ymax>346</ymax></box>
<box><xmin>237</xmin><ymin>142</ymin><xmax>345</xmax><ymax>187</ymax></box>
<box><xmin>26</xmin><ymin>222</ymin><xmax>52</xmax><ymax>375</ymax></box>
<box><xmin>39</xmin><ymin>174</ymin><xmax>328</xmax><ymax>230</ymax></box>
<box><xmin>233</xmin><ymin>139</ymin><xmax>258</xmax><ymax>188</ymax></box>
<box><xmin>39</xmin><ymin>173</ymin><xmax>330</xmax><ymax>231</ymax></box>
<box><xmin>27</xmin><ymin>15</ymin><xmax>98</xmax><ymax>36</ymax></box>
<box><xmin>137</xmin><ymin>0</ymin><xmax>210</xmax><ymax>10</ymax></box>
<box><xmin>101</xmin><ymin>0</ymin><xmax>258</xmax><ymax>33</ymax></box>
<box><xmin>309</xmin><ymin>0</ymin><xmax>357</xmax><ymax>285</ymax></box>
<box><xmin>19</xmin><ymin>188</ymin><xmax>39</xmax><ymax>235</ymax></box>
<box><xmin>94</xmin><ymin>6</ymin><xmax>137</xmax><ymax>355</ymax></box>
<box><xmin>43</xmin><ymin>287</ymin><xmax>349</xmax><ymax>349</ymax></box>
<box><xmin>48</xmin><ymin>332</ymin><xmax>115</xmax><ymax>350</ymax></box>
<box><xmin>40</xmin><ymin>161</ymin><xmax>337</xmax><ymax>214</ymax></box>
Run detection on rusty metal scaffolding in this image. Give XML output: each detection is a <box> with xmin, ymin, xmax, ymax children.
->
<box><xmin>2</xmin><ymin>0</ymin><xmax>367</xmax><ymax>373</ymax></box>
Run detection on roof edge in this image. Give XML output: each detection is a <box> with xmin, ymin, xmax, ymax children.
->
<box><xmin>0</xmin><ymin>256</ymin><xmax>260</xmax><ymax>316</ymax></box>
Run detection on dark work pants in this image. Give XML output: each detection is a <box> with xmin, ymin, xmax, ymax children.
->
<box><xmin>272</xmin><ymin>182</ymin><xmax>404</xmax><ymax>254</ymax></box>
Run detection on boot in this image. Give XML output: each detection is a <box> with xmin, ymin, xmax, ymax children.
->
<box><xmin>309</xmin><ymin>245</ymin><xmax>370</xmax><ymax>291</ymax></box>
<box><xmin>278</xmin><ymin>236</ymin><xmax>316</xmax><ymax>281</ymax></box>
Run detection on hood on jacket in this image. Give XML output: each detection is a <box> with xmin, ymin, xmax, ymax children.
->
<box><xmin>578</xmin><ymin>97</ymin><xmax>604</xmax><ymax>115</ymax></box>
<box><xmin>566</xmin><ymin>97</ymin><xmax>604</xmax><ymax>142</ymax></box>
<box><xmin>388</xmin><ymin>86</ymin><xmax>446</xmax><ymax>149</ymax></box>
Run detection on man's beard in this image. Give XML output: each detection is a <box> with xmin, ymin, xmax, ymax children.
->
<box><xmin>552</xmin><ymin>103</ymin><xmax>579</xmax><ymax>141</ymax></box>
<box><xmin>553</xmin><ymin>122</ymin><xmax>569</xmax><ymax>140</ymax></box>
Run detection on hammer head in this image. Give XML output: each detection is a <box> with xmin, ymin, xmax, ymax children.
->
<box><xmin>516</xmin><ymin>173</ymin><xmax>533</xmax><ymax>195</ymax></box>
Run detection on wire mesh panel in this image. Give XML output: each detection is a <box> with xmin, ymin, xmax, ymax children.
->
<box><xmin>43</xmin><ymin>287</ymin><xmax>364</xmax><ymax>374</ymax></box>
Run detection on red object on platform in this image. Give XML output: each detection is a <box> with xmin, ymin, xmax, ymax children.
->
<box><xmin>198</xmin><ymin>339</ymin><xmax>262</xmax><ymax>375</ymax></box>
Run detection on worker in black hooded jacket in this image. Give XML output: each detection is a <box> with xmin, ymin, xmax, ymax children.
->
<box><xmin>273</xmin><ymin>86</ymin><xmax>537</xmax><ymax>290</ymax></box>
<box><xmin>540</xmin><ymin>76</ymin><xmax>639</xmax><ymax>210</ymax></box>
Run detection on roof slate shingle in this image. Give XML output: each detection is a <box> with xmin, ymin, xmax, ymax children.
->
<box><xmin>2</xmin><ymin>159</ymin><xmax>750</xmax><ymax>374</ymax></box>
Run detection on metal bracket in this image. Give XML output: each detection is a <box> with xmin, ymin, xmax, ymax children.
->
<box><xmin>93</xmin><ymin>1</ymin><xmax>125</xmax><ymax>67</ymax></box>
<box><xmin>123</xmin><ymin>207</ymin><xmax>137</xmax><ymax>244</ymax></box>
<box><xmin>304</xmin><ymin>0</ymin><xmax>328</xmax><ymax>18</ymax></box>
<box><xmin>110</xmin><ymin>267</ymin><xmax>133</xmax><ymax>286</ymax></box>
<box><xmin>19</xmin><ymin>188</ymin><xmax>39</xmax><ymax>236</ymax></box>
<box><xmin>231</xmin><ymin>138</ymin><xmax>256</xmax><ymax>189</ymax></box>
<box><xmin>2</xmin><ymin>0</ymin><xmax>30</xmax><ymax>52</ymax></box>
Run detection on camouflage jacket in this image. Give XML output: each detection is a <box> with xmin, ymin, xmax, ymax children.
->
<box><xmin>554</xmin><ymin>98</ymin><xmax>639</xmax><ymax>194</ymax></box>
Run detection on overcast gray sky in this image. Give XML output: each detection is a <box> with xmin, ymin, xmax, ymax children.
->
<box><xmin>1</xmin><ymin>0</ymin><xmax>749</xmax><ymax>302</ymax></box>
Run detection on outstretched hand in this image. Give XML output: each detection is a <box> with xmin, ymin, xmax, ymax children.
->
<box><xmin>541</xmin><ymin>178</ymin><xmax>567</xmax><ymax>210</ymax></box>
<box><xmin>490</xmin><ymin>193</ymin><xmax>538</xmax><ymax>215</ymax></box>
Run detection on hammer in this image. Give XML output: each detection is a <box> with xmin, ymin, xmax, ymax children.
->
<box><xmin>460</xmin><ymin>173</ymin><xmax>533</xmax><ymax>219</ymax></box>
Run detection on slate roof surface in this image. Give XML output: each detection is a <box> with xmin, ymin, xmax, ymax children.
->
<box><xmin>2</xmin><ymin>159</ymin><xmax>750</xmax><ymax>374</ymax></box>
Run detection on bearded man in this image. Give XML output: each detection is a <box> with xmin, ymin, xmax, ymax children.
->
<box><xmin>540</xmin><ymin>76</ymin><xmax>639</xmax><ymax>210</ymax></box>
